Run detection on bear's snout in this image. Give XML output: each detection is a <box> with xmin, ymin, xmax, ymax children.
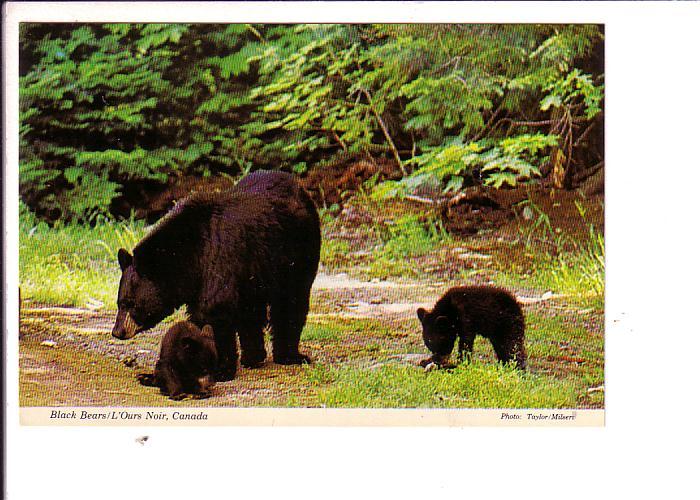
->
<box><xmin>112</xmin><ymin>310</ymin><xmax>140</xmax><ymax>340</ymax></box>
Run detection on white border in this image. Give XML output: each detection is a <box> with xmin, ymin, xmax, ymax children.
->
<box><xmin>6</xmin><ymin>2</ymin><xmax>700</xmax><ymax>499</ymax></box>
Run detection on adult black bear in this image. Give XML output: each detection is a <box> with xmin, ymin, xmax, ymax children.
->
<box><xmin>417</xmin><ymin>286</ymin><xmax>527</xmax><ymax>370</ymax></box>
<box><xmin>112</xmin><ymin>170</ymin><xmax>321</xmax><ymax>381</ymax></box>
<box><xmin>138</xmin><ymin>321</ymin><xmax>217</xmax><ymax>400</ymax></box>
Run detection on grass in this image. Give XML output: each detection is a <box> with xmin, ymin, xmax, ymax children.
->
<box><xmin>320</xmin><ymin>239</ymin><xmax>352</xmax><ymax>270</ymax></box>
<box><xmin>300</xmin><ymin>362</ymin><xmax>580</xmax><ymax>408</ymax></box>
<box><xmin>367</xmin><ymin>214</ymin><xmax>451</xmax><ymax>279</ymax></box>
<box><xmin>495</xmin><ymin>198</ymin><xmax>605</xmax><ymax>309</ymax></box>
<box><xmin>19</xmin><ymin>213</ymin><xmax>146</xmax><ymax>307</ymax></box>
<box><xmin>294</xmin><ymin>310</ymin><xmax>603</xmax><ymax>409</ymax></box>
<box><xmin>495</xmin><ymin>229</ymin><xmax>605</xmax><ymax>309</ymax></box>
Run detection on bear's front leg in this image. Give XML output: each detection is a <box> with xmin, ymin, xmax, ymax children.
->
<box><xmin>457</xmin><ymin>333</ymin><xmax>476</xmax><ymax>364</ymax></box>
<box><xmin>213</xmin><ymin>327</ymin><xmax>239</xmax><ymax>381</ymax></box>
<box><xmin>157</xmin><ymin>364</ymin><xmax>186</xmax><ymax>400</ymax></box>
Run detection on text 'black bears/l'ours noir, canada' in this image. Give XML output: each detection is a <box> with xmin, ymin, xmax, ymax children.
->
<box><xmin>417</xmin><ymin>286</ymin><xmax>527</xmax><ymax>370</ymax></box>
<box><xmin>112</xmin><ymin>170</ymin><xmax>321</xmax><ymax>381</ymax></box>
<box><xmin>138</xmin><ymin>321</ymin><xmax>217</xmax><ymax>400</ymax></box>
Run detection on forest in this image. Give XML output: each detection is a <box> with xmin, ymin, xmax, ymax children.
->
<box><xmin>19</xmin><ymin>23</ymin><xmax>603</xmax><ymax>222</ymax></box>
<box><xmin>19</xmin><ymin>24</ymin><xmax>605</xmax><ymax>409</ymax></box>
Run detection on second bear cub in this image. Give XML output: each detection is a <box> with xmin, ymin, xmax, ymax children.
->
<box><xmin>417</xmin><ymin>286</ymin><xmax>527</xmax><ymax>370</ymax></box>
<box><xmin>138</xmin><ymin>321</ymin><xmax>218</xmax><ymax>400</ymax></box>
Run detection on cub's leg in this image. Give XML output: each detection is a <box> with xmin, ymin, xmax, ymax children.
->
<box><xmin>457</xmin><ymin>331</ymin><xmax>477</xmax><ymax>363</ymax></box>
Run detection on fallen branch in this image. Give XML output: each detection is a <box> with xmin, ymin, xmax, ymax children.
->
<box><xmin>403</xmin><ymin>194</ymin><xmax>436</xmax><ymax>205</ymax></box>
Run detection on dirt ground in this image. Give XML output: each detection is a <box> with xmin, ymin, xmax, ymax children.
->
<box><xmin>19</xmin><ymin>270</ymin><xmax>603</xmax><ymax>408</ymax></box>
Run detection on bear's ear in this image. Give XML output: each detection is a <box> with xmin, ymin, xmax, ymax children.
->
<box><xmin>435</xmin><ymin>316</ymin><xmax>451</xmax><ymax>330</ymax></box>
<box><xmin>117</xmin><ymin>248</ymin><xmax>133</xmax><ymax>271</ymax></box>
<box><xmin>201</xmin><ymin>324</ymin><xmax>215</xmax><ymax>340</ymax></box>
<box><xmin>417</xmin><ymin>308</ymin><xmax>427</xmax><ymax>322</ymax></box>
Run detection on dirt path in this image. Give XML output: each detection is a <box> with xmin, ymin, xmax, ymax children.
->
<box><xmin>19</xmin><ymin>273</ymin><xmax>603</xmax><ymax>408</ymax></box>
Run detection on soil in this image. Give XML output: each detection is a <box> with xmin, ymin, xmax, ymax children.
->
<box><xmin>19</xmin><ymin>271</ymin><xmax>603</xmax><ymax>408</ymax></box>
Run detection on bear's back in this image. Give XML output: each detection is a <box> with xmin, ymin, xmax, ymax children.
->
<box><xmin>441</xmin><ymin>286</ymin><xmax>522</xmax><ymax>332</ymax></box>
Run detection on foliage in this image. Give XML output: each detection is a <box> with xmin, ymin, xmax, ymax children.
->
<box><xmin>19</xmin><ymin>23</ymin><xmax>603</xmax><ymax>221</ymax></box>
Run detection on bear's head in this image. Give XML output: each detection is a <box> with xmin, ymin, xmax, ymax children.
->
<box><xmin>168</xmin><ymin>322</ymin><xmax>218</xmax><ymax>396</ymax></box>
<box><xmin>417</xmin><ymin>307</ymin><xmax>457</xmax><ymax>358</ymax></box>
<box><xmin>112</xmin><ymin>248</ymin><xmax>175</xmax><ymax>339</ymax></box>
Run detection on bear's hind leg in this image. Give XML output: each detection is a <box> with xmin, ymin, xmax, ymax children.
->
<box><xmin>270</xmin><ymin>294</ymin><xmax>311</xmax><ymax>365</ymax></box>
<box><xmin>239</xmin><ymin>306</ymin><xmax>267</xmax><ymax>368</ymax></box>
<box><xmin>490</xmin><ymin>336</ymin><xmax>526</xmax><ymax>370</ymax></box>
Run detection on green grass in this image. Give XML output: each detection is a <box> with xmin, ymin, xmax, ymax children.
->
<box><xmin>302</xmin><ymin>317</ymin><xmax>401</xmax><ymax>342</ymax></box>
<box><xmin>498</xmin><ymin>198</ymin><xmax>605</xmax><ymax>308</ymax></box>
<box><xmin>300</xmin><ymin>361</ymin><xmax>580</xmax><ymax>408</ymax></box>
<box><xmin>302</xmin><ymin>322</ymin><xmax>344</xmax><ymax>341</ymax></box>
<box><xmin>320</xmin><ymin>239</ymin><xmax>352</xmax><ymax>269</ymax></box>
<box><xmin>293</xmin><ymin>309</ymin><xmax>603</xmax><ymax>409</ymax></box>
<box><xmin>19</xmin><ymin>214</ymin><xmax>146</xmax><ymax>307</ymax></box>
<box><xmin>496</xmin><ymin>241</ymin><xmax>605</xmax><ymax>309</ymax></box>
<box><xmin>366</xmin><ymin>214</ymin><xmax>451</xmax><ymax>279</ymax></box>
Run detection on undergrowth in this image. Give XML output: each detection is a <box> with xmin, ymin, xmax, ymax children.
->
<box><xmin>497</xmin><ymin>197</ymin><xmax>605</xmax><ymax>308</ymax></box>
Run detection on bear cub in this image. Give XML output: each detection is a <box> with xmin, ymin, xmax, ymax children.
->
<box><xmin>417</xmin><ymin>286</ymin><xmax>527</xmax><ymax>370</ymax></box>
<box><xmin>138</xmin><ymin>321</ymin><xmax>218</xmax><ymax>400</ymax></box>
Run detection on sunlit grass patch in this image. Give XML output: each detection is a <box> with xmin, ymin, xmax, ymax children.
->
<box><xmin>302</xmin><ymin>361</ymin><xmax>579</xmax><ymax>408</ymax></box>
<box><xmin>19</xmin><ymin>214</ymin><xmax>146</xmax><ymax>307</ymax></box>
<box><xmin>302</xmin><ymin>316</ymin><xmax>399</xmax><ymax>342</ymax></box>
<box><xmin>495</xmin><ymin>231</ymin><xmax>604</xmax><ymax>309</ymax></box>
<box><xmin>320</xmin><ymin>239</ymin><xmax>352</xmax><ymax>269</ymax></box>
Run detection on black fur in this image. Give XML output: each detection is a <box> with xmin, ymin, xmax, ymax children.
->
<box><xmin>113</xmin><ymin>171</ymin><xmax>321</xmax><ymax>381</ymax></box>
<box><xmin>138</xmin><ymin>321</ymin><xmax>217</xmax><ymax>400</ymax></box>
<box><xmin>417</xmin><ymin>286</ymin><xmax>527</xmax><ymax>370</ymax></box>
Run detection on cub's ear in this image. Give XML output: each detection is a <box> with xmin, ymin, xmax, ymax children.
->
<box><xmin>435</xmin><ymin>316</ymin><xmax>451</xmax><ymax>330</ymax></box>
<box><xmin>417</xmin><ymin>308</ymin><xmax>427</xmax><ymax>322</ymax></box>
<box><xmin>201</xmin><ymin>325</ymin><xmax>215</xmax><ymax>340</ymax></box>
<box><xmin>117</xmin><ymin>248</ymin><xmax>133</xmax><ymax>271</ymax></box>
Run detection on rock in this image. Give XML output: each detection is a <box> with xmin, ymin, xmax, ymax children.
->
<box><xmin>85</xmin><ymin>298</ymin><xmax>104</xmax><ymax>311</ymax></box>
<box><xmin>424</xmin><ymin>362</ymin><xmax>438</xmax><ymax>372</ymax></box>
<box><xmin>390</xmin><ymin>353</ymin><xmax>425</xmax><ymax>364</ymax></box>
